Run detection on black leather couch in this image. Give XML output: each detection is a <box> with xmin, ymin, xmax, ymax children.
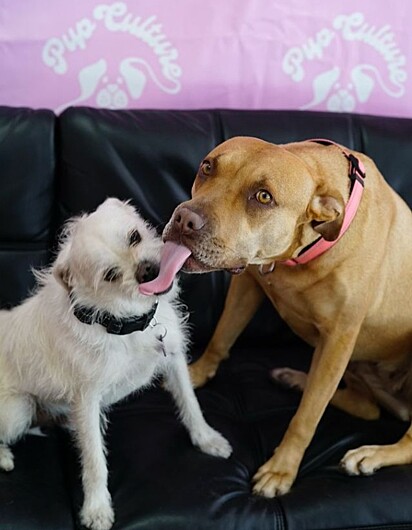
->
<box><xmin>1</xmin><ymin>106</ymin><xmax>412</xmax><ymax>530</ymax></box>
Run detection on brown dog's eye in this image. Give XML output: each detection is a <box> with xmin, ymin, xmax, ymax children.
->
<box><xmin>255</xmin><ymin>190</ymin><xmax>273</xmax><ymax>205</ymax></box>
<box><xmin>103</xmin><ymin>267</ymin><xmax>122</xmax><ymax>282</ymax></box>
<box><xmin>200</xmin><ymin>160</ymin><xmax>212</xmax><ymax>176</ymax></box>
<box><xmin>129</xmin><ymin>229</ymin><xmax>141</xmax><ymax>246</ymax></box>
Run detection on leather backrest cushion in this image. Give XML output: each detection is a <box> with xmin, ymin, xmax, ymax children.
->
<box><xmin>358</xmin><ymin>114</ymin><xmax>412</xmax><ymax>204</ymax></box>
<box><xmin>0</xmin><ymin>107</ymin><xmax>55</xmax><ymax>308</ymax></box>
<box><xmin>57</xmin><ymin>108</ymin><xmax>412</xmax><ymax>350</ymax></box>
<box><xmin>219</xmin><ymin>109</ymin><xmax>412</xmax><ymax>204</ymax></box>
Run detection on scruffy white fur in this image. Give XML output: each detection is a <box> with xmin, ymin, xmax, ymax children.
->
<box><xmin>0</xmin><ymin>198</ymin><xmax>232</xmax><ymax>530</ymax></box>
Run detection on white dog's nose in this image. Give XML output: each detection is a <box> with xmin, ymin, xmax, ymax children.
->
<box><xmin>135</xmin><ymin>261</ymin><xmax>160</xmax><ymax>284</ymax></box>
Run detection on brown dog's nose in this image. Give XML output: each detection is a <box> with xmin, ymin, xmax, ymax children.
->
<box><xmin>174</xmin><ymin>207</ymin><xmax>205</xmax><ymax>234</ymax></box>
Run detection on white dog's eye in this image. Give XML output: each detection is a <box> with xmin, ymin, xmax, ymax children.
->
<box><xmin>129</xmin><ymin>229</ymin><xmax>141</xmax><ymax>246</ymax></box>
<box><xmin>103</xmin><ymin>267</ymin><xmax>122</xmax><ymax>282</ymax></box>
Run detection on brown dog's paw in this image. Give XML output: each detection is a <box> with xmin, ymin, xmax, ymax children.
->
<box><xmin>271</xmin><ymin>367</ymin><xmax>307</xmax><ymax>393</ymax></box>
<box><xmin>252</xmin><ymin>462</ymin><xmax>295</xmax><ymax>497</ymax></box>
<box><xmin>340</xmin><ymin>445</ymin><xmax>386</xmax><ymax>476</ymax></box>
<box><xmin>189</xmin><ymin>359</ymin><xmax>218</xmax><ymax>388</ymax></box>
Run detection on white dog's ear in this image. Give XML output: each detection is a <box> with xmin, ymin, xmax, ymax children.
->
<box><xmin>53</xmin><ymin>216</ymin><xmax>82</xmax><ymax>290</ymax></box>
<box><xmin>53</xmin><ymin>244</ymin><xmax>73</xmax><ymax>291</ymax></box>
<box><xmin>308</xmin><ymin>191</ymin><xmax>345</xmax><ymax>241</ymax></box>
<box><xmin>53</xmin><ymin>262</ymin><xmax>72</xmax><ymax>292</ymax></box>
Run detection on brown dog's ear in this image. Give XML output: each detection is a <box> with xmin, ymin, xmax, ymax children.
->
<box><xmin>309</xmin><ymin>191</ymin><xmax>345</xmax><ymax>241</ymax></box>
<box><xmin>53</xmin><ymin>263</ymin><xmax>71</xmax><ymax>292</ymax></box>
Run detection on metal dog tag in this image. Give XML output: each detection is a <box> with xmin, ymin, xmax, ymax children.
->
<box><xmin>150</xmin><ymin>317</ymin><xmax>168</xmax><ymax>357</ymax></box>
<box><xmin>157</xmin><ymin>336</ymin><xmax>167</xmax><ymax>357</ymax></box>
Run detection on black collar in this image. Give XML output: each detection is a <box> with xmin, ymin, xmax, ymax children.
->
<box><xmin>70</xmin><ymin>294</ymin><xmax>158</xmax><ymax>335</ymax></box>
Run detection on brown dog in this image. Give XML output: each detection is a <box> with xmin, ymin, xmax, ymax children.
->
<box><xmin>163</xmin><ymin>136</ymin><xmax>412</xmax><ymax>497</ymax></box>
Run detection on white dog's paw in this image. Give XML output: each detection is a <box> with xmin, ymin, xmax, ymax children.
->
<box><xmin>80</xmin><ymin>501</ymin><xmax>115</xmax><ymax>530</ymax></box>
<box><xmin>193</xmin><ymin>427</ymin><xmax>232</xmax><ymax>459</ymax></box>
<box><xmin>0</xmin><ymin>446</ymin><xmax>14</xmax><ymax>472</ymax></box>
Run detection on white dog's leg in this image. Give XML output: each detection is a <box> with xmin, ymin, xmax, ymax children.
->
<box><xmin>71</xmin><ymin>396</ymin><xmax>114</xmax><ymax>530</ymax></box>
<box><xmin>0</xmin><ymin>393</ymin><xmax>35</xmax><ymax>471</ymax></box>
<box><xmin>165</xmin><ymin>352</ymin><xmax>232</xmax><ymax>458</ymax></box>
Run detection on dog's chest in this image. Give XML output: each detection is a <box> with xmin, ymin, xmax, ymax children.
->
<box><xmin>251</xmin><ymin>267</ymin><xmax>320</xmax><ymax>345</ymax></box>
<box><xmin>99</xmin><ymin>331</ymin><xmax>165</xmax><ymax>404</ymax></box>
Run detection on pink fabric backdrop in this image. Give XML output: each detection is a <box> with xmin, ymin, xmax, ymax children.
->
<box><xmin>0</xmin><ymin>0</ymin><xmax>410</xmax><ymax>117</ymax></box>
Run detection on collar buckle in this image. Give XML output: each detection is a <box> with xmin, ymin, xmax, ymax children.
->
<box><xmin>347</xmin><ymin>153</ymin><xmax>366</xmax><ymax>188</ymax></box>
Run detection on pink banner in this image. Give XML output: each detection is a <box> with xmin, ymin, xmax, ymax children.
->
<box><xmin>0</xmin><ymin>0</ymin><xmax>410</xmax><ymax>117</ymax></box>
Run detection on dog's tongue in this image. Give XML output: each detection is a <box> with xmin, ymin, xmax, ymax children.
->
<box><xmin>139</xmin><ymin>242</ymin><xmax>191</xmax><ymax>296</ymax></box>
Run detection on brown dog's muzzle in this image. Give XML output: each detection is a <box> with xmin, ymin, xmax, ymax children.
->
<box><xmin>165</xmin><ymin>205</ymin><xmax>208</xmax><ymax>245</ymax></box>
<box><xmin>164</xmin><ymin>205</ymin><xmax>227</xmax><ymax>273</ymax></box>
<box><xmin>174</xmin><ymin>207</ymin><xmax>206</xmax><ymax>235</ymax></box>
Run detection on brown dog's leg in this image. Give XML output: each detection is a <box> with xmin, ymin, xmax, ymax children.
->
<box><xmin>341</xmin><ymin>423</ymin><xmax>412</xmax><ymax>475</ymax></box>
<box><xmin>253</xmin><ymin>323</ymin><xmax>361</xmax><ymax>497</ymax></box>
<box><xmin>271</xmin><ymin>367</ymin><xmax>380</xmax><ymax>420</ymax></box>
<box><xmin>189</xmin><ymin>271</ymin><xmax>264</xmax><ymax>387</ymax></box>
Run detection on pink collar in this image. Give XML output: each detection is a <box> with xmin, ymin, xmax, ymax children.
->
<box><xmin>261</xmin><ymin>139</ymin><xmax>366</xmax><ymax>272</ymax></box>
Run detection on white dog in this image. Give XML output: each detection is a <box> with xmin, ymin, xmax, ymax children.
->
<box><xmin>0</xmin><ymin>198</ymin><xmax>232</xmax><ymax>530</ymax></box>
